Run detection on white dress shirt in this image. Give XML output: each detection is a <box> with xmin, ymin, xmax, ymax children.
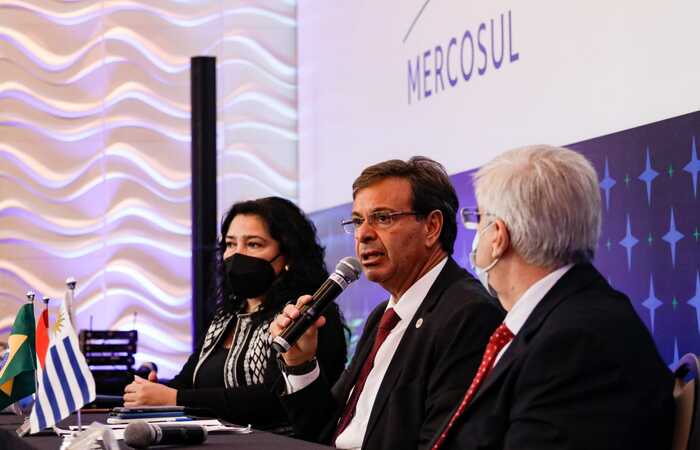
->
<box><xmin>284</xmin><ymin>257</ymin><xmax>448</xmax><ymax>449</ymax></box>
<box><xmin>494</xmin><ymin>264</ymin><xmax>573</xmax><ymax>365</ymax></box>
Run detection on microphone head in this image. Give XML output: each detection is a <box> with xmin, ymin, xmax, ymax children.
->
<box><xmin>335</xmin><ymin>256</ymin><xmax>362</xmax><ymax>283</ymax></box>
<box><xmin>124</xmin><ymin>420</ymin><xmax>155</xmax><ymax>448</ymax></box>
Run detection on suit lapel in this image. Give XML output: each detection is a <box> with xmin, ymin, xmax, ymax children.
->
<box><xmin>427</xmin><ymin>264</ymin><xmax>605</xmax><ymax>449</ymax></box>
<box><xmin>362</xmin><ymin>258</ymin><xmax>465</xmax><ymax>444</ymax></box>
<box><xmin>467</xmin><ymin>263</ymin><xmax>603</xmax><ymax>406</ymax></box>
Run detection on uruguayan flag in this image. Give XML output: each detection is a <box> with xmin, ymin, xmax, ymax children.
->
<box><xmin>30</xmin><ymin>296</ymin><xmax>95</xmax><ymax>433</ymax></box>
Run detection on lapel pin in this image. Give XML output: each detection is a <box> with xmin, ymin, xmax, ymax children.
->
<box><xmin>415</xmin><ymin>318</ymin><xmax>423</xmax><ymax>329</ymax></box>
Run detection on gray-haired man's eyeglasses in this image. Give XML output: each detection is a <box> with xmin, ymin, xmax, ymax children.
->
<box><xmin>460</xmin><ymin>207</ymin><xmax>495</xmax><ymax>230</ymax></box>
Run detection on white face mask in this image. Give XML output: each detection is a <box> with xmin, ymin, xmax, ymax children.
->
<box><xmin>470</xmin><ymin>222</ymin><xmax>499</xmax><ymax>297</ymax></box>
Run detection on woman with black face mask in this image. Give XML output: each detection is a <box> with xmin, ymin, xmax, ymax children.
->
<box><xmin>122</xmin><ymin>197</ymin><xmax>348</xmax><ymax>431</ymax></box>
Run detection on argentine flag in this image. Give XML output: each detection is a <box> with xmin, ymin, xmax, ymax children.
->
<box><xmin>29</xmin><ymin>296</ymin><xmax>95</xmax><ymax>433</ymax></box>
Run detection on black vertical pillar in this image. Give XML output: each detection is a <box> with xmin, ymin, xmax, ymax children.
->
<box><xmin>191</xmin><ymin>56</ymin><xmax>217</xmax><ymax>348</ymax></box>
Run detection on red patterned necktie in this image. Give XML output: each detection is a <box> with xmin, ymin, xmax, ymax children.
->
<box><xmin>332</xmin><ymin>307</ymin><xmax>401</xmax><ymax>443</ymax></box>
<box><xmin>432</xmin><ymin>323</ymin><xmax>514</xmax><ymax>450</ymax></box>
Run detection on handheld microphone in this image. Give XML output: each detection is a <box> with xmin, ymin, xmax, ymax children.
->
<box><xmin>272</xmin><ymin>256</ymin><xmax>362</xmax><ymax>353</ymax></box>
<box><xmin>123</xmin><ymin>421</ymin><xmax>207</xmax><ymax>448</ymax></box>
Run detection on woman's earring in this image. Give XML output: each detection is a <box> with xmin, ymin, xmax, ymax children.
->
<box><xmin>284</xmin><ymin>264</ymin><xmax>290</xmax><ymax>272</ymax></box>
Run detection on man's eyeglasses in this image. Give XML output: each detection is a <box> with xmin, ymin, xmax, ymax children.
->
<box><xmin>459</xmin><ymin>207</ymin><xmax>494</xmax><ymax>230</ymax></box>
<box><xmin>341</xmin><ymin>211</ymin><xmax>421</xmax><ymax>234</ymax></box>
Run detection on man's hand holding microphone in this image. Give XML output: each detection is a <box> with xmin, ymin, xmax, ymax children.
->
<box><xmin>270</xmin><ymin>295</ymin><xmax>324</xmax><ymax>367</ymax></box>
<box><xmin>270</xmin><ymin>256</ymin><xmax>361</xmax><ymax>371</ymax></box>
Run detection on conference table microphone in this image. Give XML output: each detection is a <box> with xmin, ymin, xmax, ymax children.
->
<box><xmin>272</xmin><ymin>256</ymin><xmax>362</xmax><ymax>353</ymax></box>
<box><xmin>123</xmin><ymin>421</ymin><xmax>207</xmax><ymax>448</ymax></box>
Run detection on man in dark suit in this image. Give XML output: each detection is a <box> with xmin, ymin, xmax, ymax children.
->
<box><xmin>430</xmin><ymin>145</ymin><xmax>674</xmax><ymax>450</ymax></box>
<box><xmin>270</xmin><ymin>157</ymin><xmax>503</xmax><ymax>449</ymax></box>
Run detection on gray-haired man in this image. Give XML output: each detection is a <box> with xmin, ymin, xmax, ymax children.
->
<box><xmin>431</xmin><ymin>145</ymin><xmax>674</xmax><ymax>450</ymax></box>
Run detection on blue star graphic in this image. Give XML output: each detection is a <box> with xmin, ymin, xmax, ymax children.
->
<box><xmin>662</xmin><ymin>208</ymin><xmax>684</xmax><ymax>267</ymax></box>
<box><xmin>684</xmin><ymin>136</ymin><xmax>700</xmax><ymax>197</ymax></box>
<box><xmin>599</xmin><ymin>157</ymin><xmax>616</xmax><ymax>210</ymax></box>
<box><xmin>618</xmin><ymin>214</ymin><xmax>638</xmax><ymax>271</ymax></box>
<box><xmin>641</xmin><ymin>274</ymin><xmax>663</xmax><ymax>334</ymax></box>
<box><xmin>638</xmin><ymin>146</ymin><xmax>658</xmax><ymax>205</ymax></box>
<box><xmin>687</xmin><ymin>271</ymin><xmax>700</xmax><ymax>334</ymax></box>
<box><xmin>669</xmin><ymin>338</ymin><xmax>680</xmax><ymax>370</ymax></box>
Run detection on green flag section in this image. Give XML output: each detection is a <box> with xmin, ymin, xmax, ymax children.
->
<box><xmin>0</xmin><ymin>303</ymin><xmax>36</xmax><ymax>410</ymax></box>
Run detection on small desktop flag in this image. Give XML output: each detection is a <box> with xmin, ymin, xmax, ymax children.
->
<box><xmin>30</xmin><ymin>296</ymin><xmax>95</xmax><ymax>433</ymax></box>
<box><xmin>35</xmin><ymin>306</ymin><xmax>49</xmax><ymax>370</ymax></box>
<box><xmin>0</xmin><ymin>303</ymin><xmax>36</xmax><ymax>410</ymax></box>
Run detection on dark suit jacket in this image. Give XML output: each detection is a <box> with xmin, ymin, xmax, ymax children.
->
<box><xmin>280</xmin><ymin>257</ymin><xmax>504</xmax><ymax>449</ymax></box>
<box><xmin>434</xmin><ymin>263</ymin><xmax>675</xmax><ymax>450</ymax></box>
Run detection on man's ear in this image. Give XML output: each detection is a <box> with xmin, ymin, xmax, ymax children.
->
<box><xmin>490</xmin><ymin>218</ymin><xmax>510</xmax><ymax>258</ymax></box>
<box><xmin>424</xmin><ymin>210</ymin><xmax>444</xmax><ymax>248</ymax></box>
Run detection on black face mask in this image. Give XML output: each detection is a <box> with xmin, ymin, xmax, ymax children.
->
<box><xmin>224</xmin><ymin>253</ymin><xmax>281</xmax><ymax>300</ymax></box>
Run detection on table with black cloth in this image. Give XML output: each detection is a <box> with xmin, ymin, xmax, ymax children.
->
<box><xmin>0</xmin><ymin>412</ymin><xmax>333</xmax><ymax>450</ymax></box>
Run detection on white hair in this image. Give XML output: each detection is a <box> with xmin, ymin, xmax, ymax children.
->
<box><xmin>474</xmin><ymin>145</ymin><xmax>602</xmax><ymax>269</ymax></box>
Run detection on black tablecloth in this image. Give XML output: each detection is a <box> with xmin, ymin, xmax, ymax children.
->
<box><xmin>0</xmin><ymin>412</ymin><xmax>333</xmax><ymax>450</ymax></box>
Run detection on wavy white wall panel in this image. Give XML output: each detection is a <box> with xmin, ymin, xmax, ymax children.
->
<box><xmin>0</xmin><ymin>0</ymin><xmax>297</xmax><ymax>378</ymax></box>
<box><xmin>217</xmin><ymin>0</ymin><xmax>297</xmax><ymax>213</ymax></box>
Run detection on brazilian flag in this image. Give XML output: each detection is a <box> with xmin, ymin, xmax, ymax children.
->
<box><xmin>0</xmin><ymin>303</ymin><xmax>36</xmax><ymax>410</ymax></box>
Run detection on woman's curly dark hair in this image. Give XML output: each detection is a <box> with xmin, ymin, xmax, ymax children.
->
<box><xmin>214</xmin><ymin>197</ymin><xmax>329</xmax><ymax>323</ymax></box>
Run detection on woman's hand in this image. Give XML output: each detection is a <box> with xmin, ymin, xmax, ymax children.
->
<box><xmin>123</xmin><ymin>375</ymin><xmax>177</xmax><ymax>407</ymax></box>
